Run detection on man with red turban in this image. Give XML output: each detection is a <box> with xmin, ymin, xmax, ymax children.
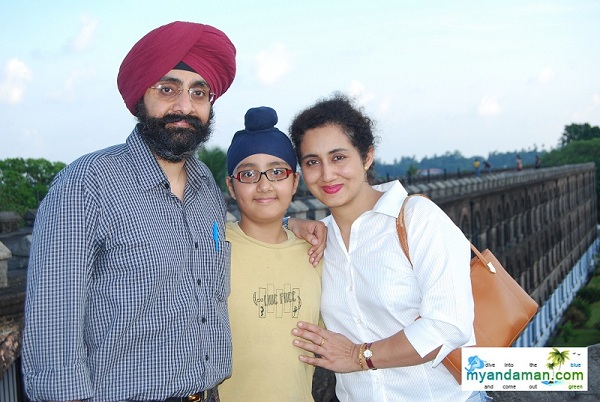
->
<box><xmin>22</xmin><ymin>21</ymin><xmax>236</xmax><ymax>402</ymax></box>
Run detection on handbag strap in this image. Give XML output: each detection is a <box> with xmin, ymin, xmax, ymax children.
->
<box><xmin>396</xmin><ymin>194</ymin><xmax>497</xmax><ymax>274</ymax></box>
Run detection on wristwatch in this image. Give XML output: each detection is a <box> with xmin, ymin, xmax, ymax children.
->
<box><xmin>363</xmin><ymin>343</ymin><xmax>377</xmax><ymax>370</ymax></box>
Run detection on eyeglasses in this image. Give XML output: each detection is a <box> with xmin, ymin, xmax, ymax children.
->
<box><xmin>230</xmin><ymin>168</ymin><xmax>294</xmax><ymax>184</ymax></box>
<box><xmin>149</xmin><ymin>82</ymin><xmax>215</xmax><ymax>104</ymax></box>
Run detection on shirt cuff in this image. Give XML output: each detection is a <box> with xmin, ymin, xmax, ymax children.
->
<box><xmin>25</xmin><ymin>364</ymin><xmax>93</xmax><ymax>402</ymax></box>
<box><xmin>404</xmin><ymin>319</ymin><xmax>476</xmax><ymax>367</ymax></box>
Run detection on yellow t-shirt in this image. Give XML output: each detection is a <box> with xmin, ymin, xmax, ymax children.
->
<box><xmin>219</xmin><ymin>222</ymin><xmax>322</xmax><ymax>402</ymax></box>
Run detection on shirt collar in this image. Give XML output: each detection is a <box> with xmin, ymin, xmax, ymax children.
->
<box><xmin>371</xmin><ymin>180</ymin><xmax>409</xmax><ymax>218</ymax></box>
<box><xmin>127</xmin><ymin>126</ymin><xmax>167</xmax><ymax>191</ymax></box>
<box><xmin>185</xmin><ymin>156</ymin><xmax>212</xmax><ymax>192</ymax></box>
<box><xmin>322</xmin><ymin>180</ymin><xmax>409</xmax><ymax>227</ymax></box>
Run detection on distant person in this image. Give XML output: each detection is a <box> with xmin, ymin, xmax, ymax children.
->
<box><xmin>288</xmin><ymin>94</ymin><xmax>486</xmax><ymax>401</ymax></box>
<box><xmin>218</xmin><ymin>106</ymin><xmax>322</xmax><ymax>401</ymax></box>
<box><xmin>516</xmin><ymin>154</ymin><xmax>523</xmax><ymax>171</ymax></box>
<box><xmin>21</xmin><ymin>21</ymin><xmax>324</xmax><ymax>402</ymax></box>
<box><xmin>535</xmin><ymin>155</ymin><xmax>541</xmax><ymax>169</ymax></box>
<box><xmin>473</xmin><ymin>158</ymin><xmax>481</xmax><ymax>178</ymax></box>
<box><xmin>483</xmin><ymin>160</ymin><xmax>492</xmax><ymax>174</ymax></box>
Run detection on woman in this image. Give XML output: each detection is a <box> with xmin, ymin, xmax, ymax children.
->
<box><xmin>288</xmin><ymin>94</ymin><xmax>490</xmax><ymax>401</ymax></box>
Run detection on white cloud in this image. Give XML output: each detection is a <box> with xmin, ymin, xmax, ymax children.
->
<box><xmin>478</xmin><ymin>95</ymin><xmax>502</xmax><ymax>116</ymax></box>
<box><xmin>0</xmin><ymin>58</ymin><xmax>33</xmax><ymax>104</ymax></box>
<box><xmin>71</xmin><ymin>14</ymin><xmax>98</xmax><ymax>52</ymax></box>
<box><xmin>537</xmin><ymin>68</ymin><xmax>555</xmax><ymax>84</ymax></box>
<box><xmin>378</xmin><ymin>94</ymin><xmax>393</xmax><ymax>115</ymax></box>
<box><xmin>254</xmin><ymin>43</ymin><xmax>293</xmax><ymax>85</ymax></box>
<box><xmin>348</xmin><ymin>80</ymin><xmax>375</xmax><ymax>105</ymax></box>
<box><xmin>22</xmin><ymin>128</ymin><xmax>45</xmax><ymax>152</ymax></box>
<box><xmin>572</xmin><ymin>93</ymin><xmax>600</xmax><ymax>122</ymax></box>
<box><xmin>47</xmin><ymin>68</ymin><xmax>97</xmax><ymax>101</ymax></box>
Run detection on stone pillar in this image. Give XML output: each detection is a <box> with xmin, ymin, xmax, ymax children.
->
<box><xmin>0</xmin><ymin>241</ymin><xmax>11</xmax><ymax>288</ymax></box>
<box><xmin>0</xmin><ymin>211</ymin><xmax>21</xmax><ymax>234</ymax></box>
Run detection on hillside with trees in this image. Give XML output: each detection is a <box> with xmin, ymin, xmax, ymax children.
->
<box><xmin>374</xmin><ymin>149</ymin><xmax>543</xmax><ymax>181</ymax></box>
<box><xmin>542</xmin><ymin>123</ymin><xmax>600</xmax><ymax>222</ymax></box>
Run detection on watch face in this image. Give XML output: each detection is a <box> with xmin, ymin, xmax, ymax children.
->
<box><xmin>364</xmin><ymin>349</ymin><xmax>373</xmax><ymax>359</ymax></box>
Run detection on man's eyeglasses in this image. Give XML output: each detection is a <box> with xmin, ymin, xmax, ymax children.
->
<box><xmin>149</xmin><ymin>82</ymin><xmax>215</xmax><ymax>104</ymax></box>
<box><xmin>230</xmin><ymin>168</ymin><xmax>294</xmax><ymax>184</ymax></box>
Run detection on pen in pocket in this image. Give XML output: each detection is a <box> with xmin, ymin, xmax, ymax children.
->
<box><xmin>212</xmin><ymin>221</ymin><xmax>219</xmax><ymax>252</ymax></box>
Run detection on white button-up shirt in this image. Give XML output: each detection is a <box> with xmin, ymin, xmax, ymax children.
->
<box><xmin>321</xmin><ymin>181</ymin><xmax>475</xmax><ymax>401</ymax></box>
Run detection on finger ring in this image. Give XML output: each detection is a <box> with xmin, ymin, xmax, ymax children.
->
<box><xmin>319</xmin><ymin>338</ymin><xmax>326</xmax><ymax>347</ymax></box>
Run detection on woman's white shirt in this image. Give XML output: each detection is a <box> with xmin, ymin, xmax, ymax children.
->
<box><xmin>320</xmin><ymin>180</ymin><xmax>475</xmax><ymax>401</ymax></box>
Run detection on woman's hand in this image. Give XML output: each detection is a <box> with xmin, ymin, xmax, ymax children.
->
<box><xmin>291</xmin><ymin>321</ymin><xmax>362</xmax><ymax>373</ymax></box>
<box><xmin>287</xmin><ymin>218</ymin><xmax>326</xmax><ymax>267</ymax></box>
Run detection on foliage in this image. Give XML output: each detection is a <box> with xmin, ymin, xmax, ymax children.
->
<box><xmin>569</xmin><ymin>298</ymin><xmax>592</xmax><ymax>328</ymax></box>
<box><xmin>405</xmin><ymin>164</ymin><xmax>420</xmax><ymax>183</ymax></box>
<box><xmin>197</xmin><ymin>146</ymin><xmax>228</xmax><ymax>192</ymax></box>
<box><xmin>577</xmin><ymin>287</ymin><xmax>600</xmax><ymax>304</ymax></box>
<box><xmin>373</xmin><ymin>123</ymin><xmax>599</xmax><ymax>183</ymax></box>
<box><xmin>559</xmin><ymin>123</ymin><xmax>600</xmax><ymax>147</ymax></box>
<box><xmin>542</xmin><ymin>137</ymin><xmax>600</xmax><ymax>222</ymax></box>
<box><xmin>375</xmin><ymin>156</ymin><xmax>419</xmax><ymax>180</ymax></box>
<box><xmin>0</xmin><ymin>158</ymin><xmax>66</xmax><ymax>216</ymax></box>
<box><xmin>543</xmin><ymin>137</ymin><xmax>600</xmax><ymax>166</ymax></box>
<box><xmin>564</xmin><ymin>305</ymin><xmax>588</xmax><ymax>328</ymax></box>
<box><xmin>560</xmin><ymin>322</ymin><xmax>574</xmax><ymax>343</ymax></box>
<box><xmin>546</xmin><ymin>257</ymin><xmax>600</xmax><ymax>347</ymax></box>
<box><xmin>375</xmin><ymin>148</ymin><xmax>544</xmax><ymax>179</ymax></box>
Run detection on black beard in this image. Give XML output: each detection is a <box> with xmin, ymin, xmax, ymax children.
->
<box><xmin>135</xmin><ymin>102</ymin><xmax>214</xmax><ymax>162</ymax></box>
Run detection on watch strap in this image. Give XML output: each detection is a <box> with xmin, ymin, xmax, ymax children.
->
<box><xmin>364</xmin><ymin>342</ymin><xmax>377</xmax><ymax>370</ymax></box>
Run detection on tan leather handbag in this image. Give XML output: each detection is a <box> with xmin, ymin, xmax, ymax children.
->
<box><xmin>397</xmin><ymin>194</ymin><xmax>539</xmax><ymax>383</ymax></box>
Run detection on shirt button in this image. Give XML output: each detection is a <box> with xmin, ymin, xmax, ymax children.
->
<box><xmin>201</xmin><ymin>317</ymin><xmax>207</xmax><ymax>323</ymax></box>
<box><xmin>194</xmin><ymin>242</ymin><xmax>199</xmax><ymax>249</ymax></box>
<box><xmin>356</xmin><ymin>319</ymin><xmax>363</xmax><ymax>324</ymax></box>
<box><xmin>347</xmin><ymin>286</ymin><xmax>353</xmax><ymax>291</ymax></box>
<box><xmin>205</xmin><ymin>354</ymin><xmax>209</xmax><ymax>361</ymax></box>
<box><xmin>197</xmin><ymin>279</ymin><xmax>201</xmax><ymax>286</ymax></box>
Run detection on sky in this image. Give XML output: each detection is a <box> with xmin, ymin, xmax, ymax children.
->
<box><xmin>1</xmin><ymin>0</ymin><xmax>599</xmax><ymax>165</ymax></box>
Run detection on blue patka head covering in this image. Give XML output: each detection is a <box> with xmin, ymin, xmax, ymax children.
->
<box><xmin>227</xmin><ymin>106</ymin><xmax>297</xmax><ymax>175</ymax></box>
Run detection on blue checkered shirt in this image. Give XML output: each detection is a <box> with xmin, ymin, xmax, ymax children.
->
<box><xmin>22</xmin><ymin>126</ymin><xmax>232</xmax><ymax>402</ymax></box>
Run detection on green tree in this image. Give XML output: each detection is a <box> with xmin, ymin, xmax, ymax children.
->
<box><xmin>542</xmin><ymin>137</ymin><xmax>600</xmax><ymax>222</ymax></box>
<box><xmin>406</xmin><ymin>164</ymin><xmax>420</xmax><ymax>184</ymax></box>
<box><xmin>545</xmin><ymin>361</ymin><xmax>557</xmax><ymax>379</ymax></box>
<box><xmin>547</xmin><ymin>347</ymin><xmax>570</xmax><ymax>370</ymax></box>
<box><xmin>560</xmin><ymin>321</ymin><xmax>575</xmax><ymax>343</ymax></box>
<box><xmin>0</xmin><ymin>158</ymin><xmax>66</xmax><ymax>215</ymax></box>
<box><xmin>559</xmin><ymin>123</ymin><xmax>600</xmax><ymax>147</ymax></box>
<box><xmin>197</xmin><ymin>146</ymin><xmax>228</xmax><ymax>192</ymax></box>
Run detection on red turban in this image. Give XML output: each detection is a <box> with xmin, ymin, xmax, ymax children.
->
<box><xmin>117</xmin><ymin>21</ymin><xmax>236</xmax><ymax>115</ymax></box>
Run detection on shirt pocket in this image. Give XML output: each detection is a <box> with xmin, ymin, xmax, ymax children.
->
<box><xmin>213</xmin><ymin>240</ymin><xmax>231</xmax><ymax>301</ymax></box>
